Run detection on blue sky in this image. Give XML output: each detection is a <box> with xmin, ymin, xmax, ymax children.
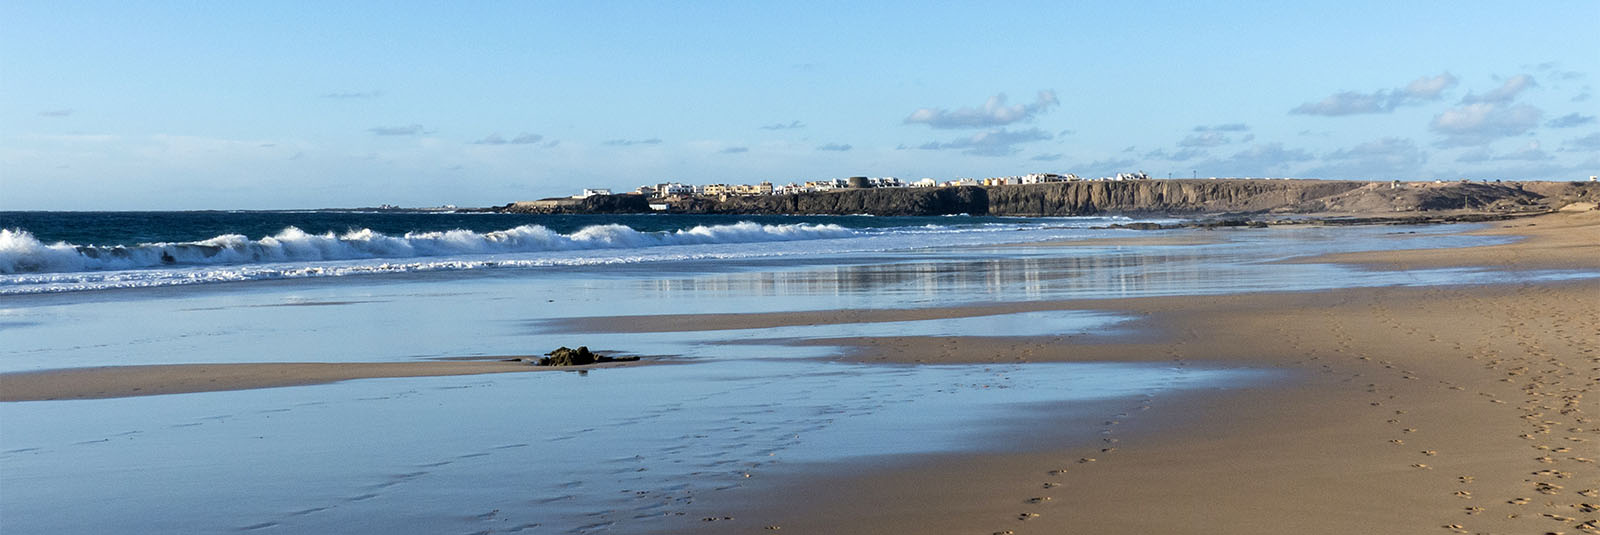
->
<box><xmin>2</xmin><ymin>1</ymin><xmax>1597</xmax><ymax>210</ymax></box>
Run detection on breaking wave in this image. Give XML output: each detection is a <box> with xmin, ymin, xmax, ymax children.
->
<box><xmin>0</xmin><ymin>222</ymin><xmax>858</xmax><ymax>275</ymax></box>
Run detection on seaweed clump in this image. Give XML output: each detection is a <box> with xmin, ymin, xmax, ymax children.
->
<box><xmin>536</xmin><ymin>346</ymin><xmax>638</xmax><ymax>367</ymax></box>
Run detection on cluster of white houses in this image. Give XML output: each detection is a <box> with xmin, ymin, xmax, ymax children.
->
<box><xmin>575</xmin><ymin>171</ymin><xmax>1153</xmax><ymax>199</ymax></box>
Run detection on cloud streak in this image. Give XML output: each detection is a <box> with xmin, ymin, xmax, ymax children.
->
<box><xmin>1311</xmin><ymin>137</ymin><xmax>1427</xmax><ymax>176</ymax></box>
<box><xmin>905</xmin><ymin>91</ymin><xmax>1058</xmax><ymax>129</ymax></box>
<box><xmin>1199</xmin><ymin>143</ymin><xmax>1315</xmax><ymax>176</ymax></box>
<box><xmin>38</xmin><ymin>109</ymin><xmax>73</xmax><ymax>117</ymax></box>
<box><xmin>1429</xmin><ymin>103</ymin><xmax>1542</xmax><ymax>147</ymax></box>
<box><xmin>323</xmin><ymin>90</ymin><xmax>383</xmax><ymax>99</ymax></box>
<box><xmin>369</xmin><ymin>124</ymin><xmax>427</xmax><ymax>136</ymax></box>
<box><xmin>1193</xmin><ymin>123</ymin><xmax>1249</xmax><ymax>132</ymax></box>
<box><xmin>603</xmin><ymin>138</ymin><xmax>663</xmax><ymax>146</ymax></box>
<box><xmin>472</xmin><ymin>133</ymin><xmax>547</xmax><ymax>145</ymax></box>
<box><xmin>816</xmin><ymin>143</ymin><xmax>852</xmax><ymax>151</ymax></box>
<box><xmin>1545</xmin><ymin>113</ymin><xmax>1595</xmax><ymax>128</ymax></box>
<box><xmin>760</xmin><ymin>120</ymin><xmax>805</xmax><ymax>130</ymax></box>
<box><xmin>1178</xmin><ymin>132</ymin><xmax>1232</xmax><ymax>147</ymax></box>
<box><xmin>909</xmin><ymin>127</ymin><xmax>1052</xmax><ymax>156</ymax></box>
<box><xmin>1290</xmin><ymin>73</ymin><xmax>1458</xmax><ymax>116</ymax></box>
<box><xmin>1459</xmin><ymin>75</ymin><xmax>1535</xmax><ymax>104</ymax></box>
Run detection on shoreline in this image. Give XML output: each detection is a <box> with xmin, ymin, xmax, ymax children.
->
<box><xmin>653</xmin><ymin>210</ymin><xmax>1596</xmax><ymax>533</ymax></box>
<box><xmin>4</xmin><ymin>211</ymin><xmax>1594</xmax><ymax>533</ymax></box>
<box><xmin>0</xmin><ymin>359</ymin><xmax>647</xmax><ymax>402</ymax></box>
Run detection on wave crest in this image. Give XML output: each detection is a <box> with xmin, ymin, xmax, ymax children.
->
<box><xmin>0</xmin><ymin>222</ymin><xmax>857</xmax><ymax>274</ymax></box>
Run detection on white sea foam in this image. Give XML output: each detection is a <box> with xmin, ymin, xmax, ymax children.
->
<box><xmin>0</xmin><ymin>217</ymin><xmax>1140</xmax><ymax>294</ymax></box>
<box><xmin>0</xmin><ymin>222</ymin><xmax>858</xmax><ymax>275</ymax></box>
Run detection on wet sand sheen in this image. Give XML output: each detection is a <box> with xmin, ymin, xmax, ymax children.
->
<box><xmin>3</xmin><ymin>211</ymin><xmax>1593</xmax><ymax>533</ymax></box>
<box><xmin>673</xmin><ymin>211</ymin><xmax>1599</xmax><ymax>534</ymax></box>
<box><xmin>0</xmin><ymin>360</ymin><xmax>645</xmax><ymax>401</ymax></box>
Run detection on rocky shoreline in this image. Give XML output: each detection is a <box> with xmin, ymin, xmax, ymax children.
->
<box><xmin>493</xmin><ymin>179</ymin><xmax>1599</xmax><ymax>218</ymax></box>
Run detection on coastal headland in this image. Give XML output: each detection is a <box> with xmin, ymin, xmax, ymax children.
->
<box><xmin>495</xmin><ymin>178</ymin><xmax>1600</xmax><ymax>218</ymax></box>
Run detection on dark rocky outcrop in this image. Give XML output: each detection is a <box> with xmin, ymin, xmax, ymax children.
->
<box><xmin>494</xmin><ymin>180</ymin><xmax>1596</xmax><ymax>217</ymax></box>
<box><xmin>534</xmin><ymin>346</ymin><xmax>639</xmax><ymax>367</ymax></box>
<box><xmin>982</xmin><ymin>179</ymin><xmax>1368</xmax><ymax>216</ymax></box>
<box><xmin>500</xmin><ymin>194</ymin><xmax>651</xmax><ymax>214</ymax></box>
<box><xmin>671</xmin><ymin>186</ymin><xmax>990</xmax><ymax>216</ymax></box>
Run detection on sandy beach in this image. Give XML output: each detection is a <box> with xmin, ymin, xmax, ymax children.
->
<box><xmin>4</xmin><ymin>212</ymin><xmax>1594</xmax><ymax>534</ymax></box>
<box><xmin>626</xmin><ymin>211</ymin><xmax>1598</xmax><ymax>534</ymax></box>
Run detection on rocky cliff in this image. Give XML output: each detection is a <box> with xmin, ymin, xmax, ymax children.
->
<box><xmin>498</xmin><ymin>194</ymin><xmax>651</xmax><ymax>214</ymax></box>
<box><xmin>982</xmin><ymin>179</ymin><xmax>1370</xmax><ymax>216</ymax></box>
<box><xmin>671</xmin><ymin>186</ymin><xmax>989</xmax><ymax>216</ymax></box>
<box><xmin>496</xmin><ymin>180</ymin><xmax>1597</xmax><ymax>217</ymax></box>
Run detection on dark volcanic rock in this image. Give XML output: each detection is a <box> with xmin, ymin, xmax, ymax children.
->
<box><xmin>984</xmin><ymin>179</ymin><xmax>1369</xmax><ymax>216</ymax></box>
<box><xmin>500</xmin><ymin>194</ymin><xmax>651</xmax><ymax>214</ymax></box>
<box><xmin>493</xmin><ymin>179</ymin><xmax>1583</xmax><ymax>217</ymax></box>
<box><xmin>535</xmin><ymin>346</ymin><xmax>639</xmax><ymax>367</ymax></box>
<box><xmin>680</xmin><ymin>186</ymin><xmax>989</xmax><ymax>216</ymax></box>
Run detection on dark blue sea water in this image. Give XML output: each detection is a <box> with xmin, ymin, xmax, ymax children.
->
<box><xmin>0</xmin><ymin>211</ymin><xmax>1053</xmax><ymax>247</ymax></box>
<box><xmin>0</xmin><ymin>211</ymin><xmax>1155</xmax><ymax>293</ymax></box>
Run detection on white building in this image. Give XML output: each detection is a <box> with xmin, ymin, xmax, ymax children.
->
<box><xmin>867</xmin><ymin>177</ymin><xmax>905</xmax><ymax>188</ymax></box>
<box><xmin>650</xmin><ymin>182</ymin><xmax>694</xmax><ymax>198</ymax></box>
<box><xmin>576</xmin><ymin>188</ymin><xmax>613</xmax><ymax>198</ymax></box>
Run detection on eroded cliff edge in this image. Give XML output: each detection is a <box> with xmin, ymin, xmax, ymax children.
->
<box><xmin>497</xmin><ymin>179</ymin><xmax>1599</xmax><ymax>217</ymax></box>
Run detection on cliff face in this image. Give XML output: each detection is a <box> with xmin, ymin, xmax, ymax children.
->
<box><xmin>675</xmin><ymin>186</ymin><xmax>990</xmax><ymax>216</ymax></box>
<box><xmin>496</xmin><ymin>180</ymin><xmax>1594</xmax><ymax>217</ymax></box>
<box><xmin>501</xmin><ymin>194</ymin><xmax>651</xmax><ymax>214</ymax></box>
<box><xmin>983</xmin><ymin>179</ymin><xmax>1369</xmax><ymax>216</ymax></box>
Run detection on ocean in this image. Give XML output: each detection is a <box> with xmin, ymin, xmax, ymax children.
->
<box><xmin>0</xmin><ymin>211</ymin><xmax>1161</xmax><ymax>294</ymax></box>
<box><xmin>2</xmin><ymin>212</ymin><xmax>1592</xmax><ymax>533</ymax></box>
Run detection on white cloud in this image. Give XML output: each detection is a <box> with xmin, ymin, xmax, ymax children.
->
<box><xmin>1429</xmin><ymin>103</ymin><xmax>1542</xmax><ymax>147</ymax></box>
<box><xmin>1193</xmin><ymin>123</ymin><xmax>1249</xmax><ymax>132</ymax></box>
<box><xmin>1311</xmin><ymin>137</ymin><xmax>1427</xmax><ymax>177</ymax></box>
<box><xmin>1564</xmin><ymin>132</ymin><xmax>1600</xmax><ymax>152</ymax></box>
<box><xmin>1290</xmin><ymin>72</ymin><xmax>1458</xmax><ymax>116</ymax></box>
<box><xmin>1144</xmin><ymin>148</ymin><xmax>1209</xmax><ymax>161</ymax></box>
<box><xmin>760</xmin><ymin>120</ymin><xmax>805</xmax><ymax>130</ymax></box>
<box><xmin>472</xmin><ymin>133</ymin><xmax>547</xmax><ymax>145</ymax></box>
<box><xmin>909</xmin><ymin>127</ymin><xmax>1052</xmax><ymax>156</ymax></box>
<box><xmin>603</xmin><ymin>138</ymin><xmax>663</xmax><ymax>146</ymax></box>
<box><xmin>905</xmin><ymin>91</ymin><xmax>1058</xmax><ymax>129</ymax></box>
<box><xmin>1178</xmin><ymin>132</ymin><xmax>1231</xmax><ymax>147</ymax></box>
<box><xmin>1405</xmin><ymin>74</ymin><xmax>1458</xmax><ymax>99</ymax></box>
<box><xmin>1075</xmin><ymin>158</ymin><xmax>1138</xmax><ymax>177</ymax></box>
<box><xmin>1460</xmin><ymin>74</ymin><xmax>1536</xmax><ymax>104</ymax></box>
<box><xmin>369</xmin><ymin>124</ymin><xmax>427</xmax><ymax>136</ymax></box>
<box><xmin>1198</xmin><ymin>143</ymin><xmax>1315</xmax><ymax>176</ymax></box>
<box><xmin>1545</xmin><ymin>113</ymin><xmax>1595</xmax><ymax>128</ymax></box>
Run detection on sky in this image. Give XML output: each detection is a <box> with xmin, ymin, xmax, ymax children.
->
<box><xmin>2</xmin><ymin>1</ymin><xmax>1597</xmax><ymax>210</ymax></box>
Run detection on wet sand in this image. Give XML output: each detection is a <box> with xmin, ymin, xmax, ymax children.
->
<box><xmin>649</xmin><ymin>211</ymin><xmax>1600</xmax><ymax>534</ymax></box>
<box><xmin>5</xmin><ymin>211</ymin><xmax>1594</xmax><ymax>533</ymax></box>
<box><xmin>0</xmin><ymin>359</ymin><xmax>644</xmax><ymax>401</ymax></box>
